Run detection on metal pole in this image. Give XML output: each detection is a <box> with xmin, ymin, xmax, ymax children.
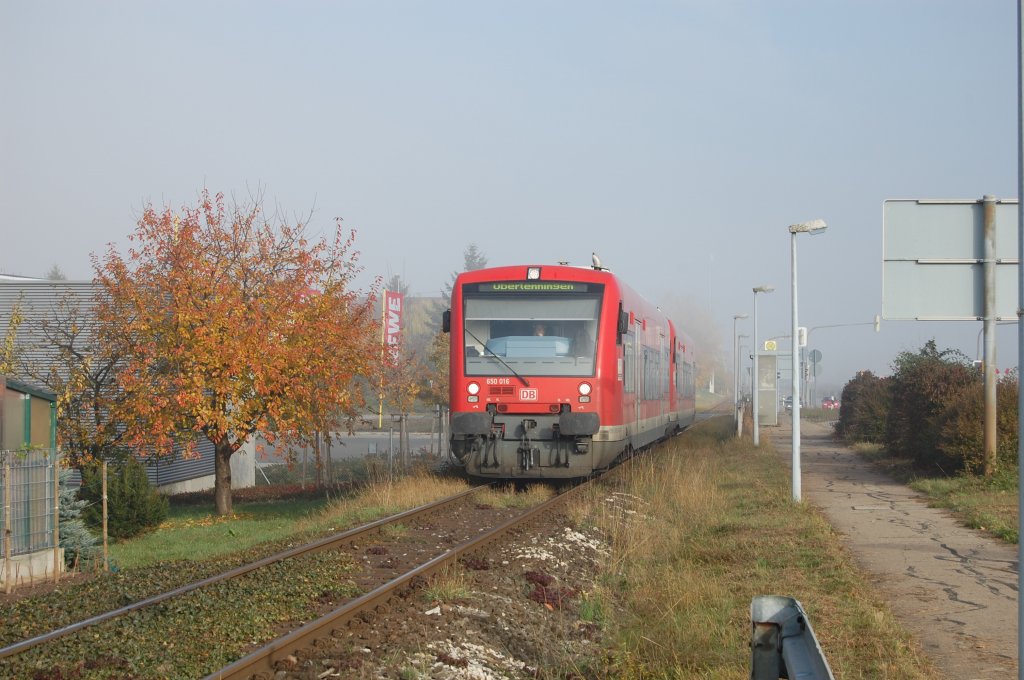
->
<box><xmin>753</xmin><ymin>294</ymin><xmax>761</xmax><ymax>447</ymax></box>
<box><xmin>1016</xmin><ymin>3</ymin><xmax>1023</xmax><ymax>675</ymax></box>
<box><xmin>791</xmin><ymin>232</ymin><xmax>802</xmax><ymax>502</ymax></box>
<box><xmin>982</xmin><ymin>195</ymin><xmax>998</xmax><ymax>476</ymax></box>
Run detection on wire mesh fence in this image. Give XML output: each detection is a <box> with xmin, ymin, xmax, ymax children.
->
<box><xmin>1</xmin><ymin>449</ymin><xmax>58</xmax><ymax>558</ymax></box>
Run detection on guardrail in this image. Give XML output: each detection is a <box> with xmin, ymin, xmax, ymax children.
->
<box><xmin>751</xmin><ymin>595</ymin><xmax>835</xmax><ymax>680</ymax></box>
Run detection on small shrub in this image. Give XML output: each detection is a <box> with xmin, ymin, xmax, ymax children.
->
<box><xmin>58</xmin><ymin>468</ymin><xmax>99</xmax><ymax>567</ymax></box>
<box><xmin>80</xmin><ymin>455</ymin><xmax>169</xmax><ymax>539</ymax></box>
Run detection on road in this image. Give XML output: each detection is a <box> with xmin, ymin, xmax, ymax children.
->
<box><xmin>768</xmin><ymin>417</ymin><xmax>1018</xmax><ymax>679</ymax></box>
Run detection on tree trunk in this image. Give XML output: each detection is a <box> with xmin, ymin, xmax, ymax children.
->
<box><xmin>214</xmin><ymin>441</ymin><xmax>233</xmax><ymax>515</ymax></box>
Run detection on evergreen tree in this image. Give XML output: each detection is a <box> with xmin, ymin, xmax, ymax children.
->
<box><xmin>80</xmin><ymin>455</ymin><xmax>169</xmax><ymax>539</ymax></box>
<box><xmin>45</xmin><ymin>264</ymin><xmax>67</xmax><ymax>280</ymax></box>
<box><xmin>441</xmin><ymin>243</ymin><xmax>488</xmax><ymax>308</ymax></box>
<box><xmin>58</xmin><ymin>468</ymin><xmax>99</xmax><ymax>568</ymax></box>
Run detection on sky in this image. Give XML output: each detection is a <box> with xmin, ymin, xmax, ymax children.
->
<box><xmin>2</xmin><ymin>1</ymin><xmax>1020</xmax><ymax>396</ymax></box>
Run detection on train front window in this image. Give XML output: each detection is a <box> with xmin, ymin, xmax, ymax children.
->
<box><xmin>462</xmin><ymin>282</ymin><xmax>603</xmax><ymax>377</ymax></box>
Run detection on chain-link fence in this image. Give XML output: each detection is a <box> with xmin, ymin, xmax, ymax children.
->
<box><xmin>1</xmin><ymin>449</ymin><xmax>58</xmax><ymax>558</ymax></box>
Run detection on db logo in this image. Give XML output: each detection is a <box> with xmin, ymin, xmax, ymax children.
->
<box><xmin>520</xmin><ymin>388</ymin><xmax>538</xmax><ymax>401</ymax></box>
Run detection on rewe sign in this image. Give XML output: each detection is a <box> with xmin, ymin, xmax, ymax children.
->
<box><xmin>384</xmin><ymin>290</ymin><xmax>403</xmax><ymax>347</ymax></box>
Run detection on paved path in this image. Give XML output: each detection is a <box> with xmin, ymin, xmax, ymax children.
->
<box><xmin>767</xmin><ymin>418</ymin><xmax>1018</xmax><ymax>679</ymax></box>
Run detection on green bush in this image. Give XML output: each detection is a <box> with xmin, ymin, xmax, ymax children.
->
<box><xmin>838</xmin><ymin>342</ymin><xmax>1019</xmax><ymax>477</ymax></box>
<box><xmin>80</xmin><ymin>455</ymin><xmax>169</xmax><ymax>540</ymax></box>
<box><xmin>835</xmin><ymin>370</ymin><xmax>891</xmax><ymax>443</ymax></box>
<box><xmin>886</xmin><ymin>340</ymin><xmax>981</xmax><ymax>473</ymax></box>
<box><xmin>938</xmin><ymin>371</ymin><xmax>1019</xmax><ymax>473</ymax></box>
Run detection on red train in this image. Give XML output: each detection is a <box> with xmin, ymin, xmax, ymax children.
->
<box><xmin>443</xmin><ymin>262</ymin><xmax>696</xmax><ymax>479</ymax></box>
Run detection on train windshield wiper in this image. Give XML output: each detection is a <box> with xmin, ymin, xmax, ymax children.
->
<box><xmin>464</xmin><ymin>327</ymin><xmax>530</xmax><ymax>387</ymax></box>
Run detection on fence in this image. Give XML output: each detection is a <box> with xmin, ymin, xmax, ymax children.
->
<box><xmin>1</xmin><ymin>448</ymin><xmax>60</xmax><ymax>589</ymax></box>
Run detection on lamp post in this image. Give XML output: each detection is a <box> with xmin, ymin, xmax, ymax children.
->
<box><xmin>733</xmin><ymin>314</ymin><xmax>748</xmax><ymax>437</ymax></box>
<box><xmin>752</xmin><ymin>285</ymin><xmax>774</xmax><ymax>447</ymax></box>
<box><xmin>789</xmin><ymin>218</ymin><xmax>827</xmax><ymax>502</ymax></box>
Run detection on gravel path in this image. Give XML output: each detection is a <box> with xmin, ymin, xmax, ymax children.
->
<box><xmin>769</xmin><ymin>418</ymin><xmax>1019</xmax><ymax>680</ymax></box>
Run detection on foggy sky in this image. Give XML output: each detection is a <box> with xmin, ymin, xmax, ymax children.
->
<box><xmin>2</xmin><ymin>1</ymin><xmax>1018</xmax><ymax>395</ymax></box>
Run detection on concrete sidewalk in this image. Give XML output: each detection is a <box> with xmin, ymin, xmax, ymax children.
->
<box><xmin>767</xmin><ymin>418</ymin><xmax>1018</xmax><ymax>679</ymax></box>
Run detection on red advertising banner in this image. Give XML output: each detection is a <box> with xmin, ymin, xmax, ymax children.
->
<box><xmin>384</xmin><ymin>290</ymin><xmax>404</xmax><ymax>349</ymax></box>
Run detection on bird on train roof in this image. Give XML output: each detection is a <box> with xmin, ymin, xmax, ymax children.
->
<box><xmin>592</xmin><ymin>252</ymin><xmax>606</xmax><ymax>270</ymax></box>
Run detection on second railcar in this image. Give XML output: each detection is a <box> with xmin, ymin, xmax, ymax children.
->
<box><xmin>443</xmin><ymin>263</ymin><xmax>696</xmax><ymax>479</ymax></box>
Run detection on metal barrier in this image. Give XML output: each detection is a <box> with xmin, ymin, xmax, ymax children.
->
<box><xmin>751</xmin><ymin>595</ymin><xmax>835</xmax><ymax>680</ymax></box>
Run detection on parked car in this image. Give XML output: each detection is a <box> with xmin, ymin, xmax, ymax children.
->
<box><xmin>822</xmin><ymin>396</ymin><xmax>839</xmax><ymax>410</ymax></box>
<box><xmin>782</xmin><ymin>396</ymin><xmax>793</xmax><ymax>413</ymax></box>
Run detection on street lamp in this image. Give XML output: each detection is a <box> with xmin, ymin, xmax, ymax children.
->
<box><xmin>789</xmin><ymin>218</ymin><xmax>827</xmax><ymax>502</ymax></box>
<box><xmin>752</xmin><ymin>285</ymin><xmax>774</xmax><ymax>447</ymax></box>
<box><xmin>733</xmin><ymin>314</ymin><xmax>748</xmax><ymax>437</ymax></box>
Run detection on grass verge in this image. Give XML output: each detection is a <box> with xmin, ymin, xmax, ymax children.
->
<box><xmin>109</xmin><ymin>471</ymin><xmax>473</xmax><ymax>570</ymax></box>
<box><xmin>853</xmin><ymin>441</ymin><xmax>1020</xmax><ymax>544</ymax></box>
<box><xmin>909</xmin><ymin>466</ymin><xmax>1020</xmax><ymax>543</ymax></box>
<box><xmin>563</xmin><ymin>416</ymin><xmax>933</xmax><ymax>679</ymax></box>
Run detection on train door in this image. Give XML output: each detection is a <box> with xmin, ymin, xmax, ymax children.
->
<box><xmin>658</xmin><ymin>334</ymin><xmax>665</xmax><ymax>422</ymax></box>
<box><xmin>632</xmin><ymin>320</ymin><xmax>642</xmax><ymax>435</ymax></box>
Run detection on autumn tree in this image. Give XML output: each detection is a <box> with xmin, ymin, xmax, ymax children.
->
<box><xmin>93</xmin><ymin>190</ymin><xmax>379</xmax><ymax>514</ymax></box>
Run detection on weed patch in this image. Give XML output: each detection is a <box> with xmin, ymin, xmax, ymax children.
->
<box><xmin>568</xmin><ymin>416</ymin><xmax>933</xmax><ymax>679</ymax></box>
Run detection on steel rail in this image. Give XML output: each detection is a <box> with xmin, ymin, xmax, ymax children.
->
<box><xmin>0</xmin><ymin>484</ymin><xmax>488</xmax><ymax>661</ymax></box>
<box><xmin>205</xmin><ymin>480</ymin><xmax>586</xmax><ymax>680</ymax></box>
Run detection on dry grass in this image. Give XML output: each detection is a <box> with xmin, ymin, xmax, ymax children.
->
<box><xmin>567</xmin><ymin>417</ymin><xmax>934</xmax><ymax>679</ymax></box>
<box><xmin>298</xmin><ymin>471</ymin><xmax>555</xmax><ymax>537</ymax></box>
<box><xmin>422</xmin><ymin>564</ymin><xmax>472</xmax><ymax>604</ymax></box>
<box><xmin>474</xmin><ymin>482</ymin><xmax>557</xmax><ymax>508</ymax></box>
<box><xmin>298</xmin><ymin>471</ymin><xmax>472</xmax><ymax>533</ymax></box>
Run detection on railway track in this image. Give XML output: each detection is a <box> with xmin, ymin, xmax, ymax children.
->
<box><xmin>208</xmin><ymin>480</ymin><xmax>587</xmax><ymax>679</ymax></box>
<box><xmin>0</xmin><ymin>486</ymin><xmax>482</xmax><ymax>661</ymax></box>
<box><xmin>0</xmin><ymin>483</ymin><xmax>574</xmax><ymax>678</ymax></box>
<box><xmin>1</xmin><ymin>415</ymin><xmax>724</xmax><ymax>678</ymax></box>
<box><xmin>0</xmin><ymin>477</ymin><xmax>594</xmax><ymax>679</ymax></box>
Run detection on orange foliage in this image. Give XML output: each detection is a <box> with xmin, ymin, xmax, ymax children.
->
<box><xmin>92</xmin><ymin>190</ymin><xmax>380</xmax><ymax>513</ymax></box>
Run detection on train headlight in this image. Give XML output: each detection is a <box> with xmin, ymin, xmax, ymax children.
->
<box><xmin>467</xmin><ymin>382</ymin><xmax>480</xmax><ymax>396</ymax></box>
<box><xmin>578</xmin><ymin>382</ymin><xmax>592</xmax><ymax>396</ymax></box>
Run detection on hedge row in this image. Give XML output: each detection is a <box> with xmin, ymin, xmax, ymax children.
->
<box><xmin>835</xmin><ymin>340</ymin><xmax>1018</xmax><ymax>474</ymax></box>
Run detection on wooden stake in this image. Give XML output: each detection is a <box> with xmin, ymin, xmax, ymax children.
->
<box><xmin>52</xmin><ymin>455</ymin><xmax>59</xmax><ymax>584</ymax></box>
<box><xmin>4</xmin><ymin>457</ymin><xmax>11</xmax><ymax>595</ymax></box>
<box><xmin>102</xmin><ymin>461</ymin><xmax>109</xmax><ymax>572</ymax></box>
